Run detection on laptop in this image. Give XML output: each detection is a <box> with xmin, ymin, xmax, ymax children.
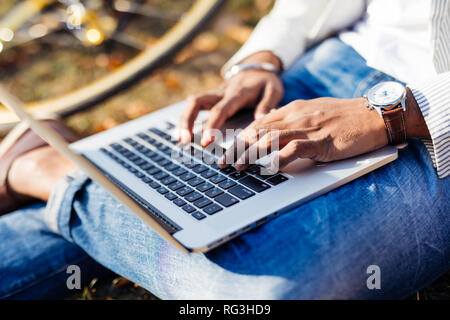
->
<box><xmin>0</xmin><ymin>86</ymin><xmax>398</xmax><ymax>253</ymax></box>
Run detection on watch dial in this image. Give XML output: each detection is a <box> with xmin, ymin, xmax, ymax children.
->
<box><xmin>367</xmin><ymin>82</ymin><xmax>405</xmax><ymax>107</ymax></box>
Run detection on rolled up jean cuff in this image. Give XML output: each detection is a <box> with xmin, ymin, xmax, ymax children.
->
<box><xmin>44</xmin><ymin>169</ymin><xmax>90</xmax><ymax>239</ymax></box>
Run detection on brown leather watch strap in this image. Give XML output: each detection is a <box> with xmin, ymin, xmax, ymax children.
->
<box><xmin>382</xmin><ymin>107</ymin><xmax>407</xmax><ymax>145</ymax></box>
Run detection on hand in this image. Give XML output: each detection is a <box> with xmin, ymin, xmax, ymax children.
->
<box><xmin>219</xmin><ymin>97</ymin><xmax>389</xmax><ymax>171</ymax></box>
<box><xmin>177</xmin><ymin>51</ymin><xmax>283</xmax><ymax>146</ymax></box>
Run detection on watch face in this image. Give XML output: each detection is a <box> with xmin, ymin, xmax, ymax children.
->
<box><xmin>367</xmin><ymin>82</ymin><xmax>405</xmax><ymax>108</ymax></box>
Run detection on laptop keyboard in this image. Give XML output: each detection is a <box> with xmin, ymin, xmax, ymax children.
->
<box><xmin>99</xmin><ymin>125</ymin><xmax>289</xmax><ymax>221</ymax></box>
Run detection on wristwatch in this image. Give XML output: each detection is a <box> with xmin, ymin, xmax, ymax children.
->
<box><xmin>364</xmin><ymin>81</ymin><xmax>407</xmax><ymax>146</ymax></box>
<box><xmin>224</xmin><ymin>63</ymin><xmax>279</xmax><ymax>80</ymax></box>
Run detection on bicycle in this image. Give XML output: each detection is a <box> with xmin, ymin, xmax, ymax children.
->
<box><xmin>0</xmin><ymin>0</ymin><xmax>223</xmax><ymax>135</ymax></box>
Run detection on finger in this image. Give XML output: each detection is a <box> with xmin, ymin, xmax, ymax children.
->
<box><xmin>218</xmin><ymin>117</ymin><xmax>279</xmax><ymax>168</ymax></box>
<box><xmin>177</xmin><ymin>92</ymin><xmax>222</xmax><ymax>143</ymax></box>
<box><xmin>218</xmin><ymin>127</ymin><xmax>262</xmax><ymax>168</ymax></box>
<box><xmin>201</xmin><ymin>96</ymin><xmax>244</xmax><ymax>146</ymax></box>
<box><xmin>235</xmin><ymin>129</ymin><xmax>300</xmax><ymax>170</ymax></box>
<box><xmin>254</xmin><ymin>83</ymin><xmax>281</xmax><ymax>119</ymax></box>
<box><xmin>272</xmin><ymin>139</ymin><xmax>317</xmax><ymax>171</ymax></box>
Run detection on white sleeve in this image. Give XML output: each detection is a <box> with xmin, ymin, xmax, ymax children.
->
<box><xmin>221</xmin><ymin>0</ymin><xmax>365</xmax><ymax>76</ymax></box>
<box><xmin>410</xmin><ymin>72</ymin><xmax>450</xmax><ymax>178</ymax></box>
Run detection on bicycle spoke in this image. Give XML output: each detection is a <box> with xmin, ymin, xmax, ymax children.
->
<box><xmin>110</xmin><ymin>32</ymin><xmax>148</xmax><ymax>51</ymax></box>
<box><xmin>113</xmin><ymin>0</ymin><xmax>182</xmax><ymax>21</ymax></box>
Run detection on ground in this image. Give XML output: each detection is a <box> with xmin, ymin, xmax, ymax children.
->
<box><xmin>0</xmin><ymin>0</ymin><xmax>448</xmax><ymax>300</ymax></box>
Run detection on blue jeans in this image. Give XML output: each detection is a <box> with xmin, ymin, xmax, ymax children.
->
<box><xmin>1</xmin><ymin>38</ymin><xmax>449</xmax><ymax>299</ymax></box>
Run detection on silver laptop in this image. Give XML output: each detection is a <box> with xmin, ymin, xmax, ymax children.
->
<box><xmin>0</xmin><ymin>88</ymin><xmax>397</xmax><ymax>253</ymax></box>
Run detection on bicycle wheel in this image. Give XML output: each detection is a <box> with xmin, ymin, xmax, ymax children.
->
<box><xmin>0</xmin><ymin>0</ymin><xmax>223</xmax><ymax>134</ymax></box>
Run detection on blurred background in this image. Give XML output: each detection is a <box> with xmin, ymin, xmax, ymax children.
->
<box><xmin>0</xmin><ymin>0</ymin><xmax>448</xmax><ymax>300</ymax></box>
<box><xmin>0</xmin><ymin>0</ymin><xmax>273</xmax><ymax>136</ymax></box>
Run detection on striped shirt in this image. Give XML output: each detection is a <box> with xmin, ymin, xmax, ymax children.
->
<box><xmin>223</xmin><ymin>0</ymin><xmax>450</xmax><ymax>178</ymax></box>
<box><xmin>410</xmin><ymin>0</ymin><xmax>450</xmax><ymax>178</ymax></box>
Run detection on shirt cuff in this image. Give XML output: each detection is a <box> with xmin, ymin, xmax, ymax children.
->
<box><xmin>220</xmin><ymin>20</ymin><xmax>307</xmax><ymax>77</ymax></box>
<box><xmin>409</xmin><ymin>72</ymin><xmax>450</xmax><ymax>178</ymax></box>
<box><xmin>220</xmin><ymin>17</ymin><xmax>307</xmax><ymax>77</ymax></box>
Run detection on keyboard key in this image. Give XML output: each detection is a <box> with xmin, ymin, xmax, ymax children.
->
<box><xmin>203</xmin><ymin>203</ymin><xmax>223</xmax><ymax>215</ymax></box>
<box><xmin>152</xmin><ymin>155</ymin><xmax>165</xmax><ymax>163</ymax></box>
<box><xmin>146</xmin><ymin>167</ymin><xmax>161</xmax><ymax>175</ymax></box>
<box><xmin>266</xmin><ymin>174</ymin><xmax>289</xmax><ymax>185</ymax></box>
<box><xmin>161</xmin><ymin>176</ymin><xmax>177</xmax><ymax>185</ymax></box>
<box><xmin>137</xmin><ymin>132</ymin><xmax>150</xmax><ymax>140</ymax></box>
<box><xmin>229</xmin><ymin>171</ymin><xmax>248</xmax><ymax>180</ymax></box>
<box><xmin>194</xmin><ymin>197</ymin><xmax>212</xmax><ymax>208</ymax></box>
<box><xmin>168</xmin><ymin>181</ymin><xmax>184</xmax><ymax>191</ymax></box>
<box><xmin>205</xmin><ymin>188</ymin><xmax>224</xmax><ymax>198</ymax></box>
<box><xmin>185</xmin><ymin>192</ymin><xmax>203</xmax><ymax>202</ymax></box>
<box><xmin>154</xmin><ymin>172</ymin><xmax>169</xmax><ymax>181</ymax></box>
<box><xmin>200</xmin><ymin>169</ymin><xmax>217</xmax><ymax>179</ymax></box>
<box><xmin>191</xmin><ymin>211</ymin><xmax>206</xmax><ymax>220</ymax></box>
<box><xmin>165</xmin><ymin>163</ymin><xmax>180</xmax><ymax>171</ymax></box>
<box><xmin>228</xmin><ymin>185</ymin><xmax>255</xmax><ymax>199</ymax></box>
<box><xmin>196</xmin><ymin>182</ymin><xmax>214</xmax><ymax>192</ymax></box>
<box><xmin>149</xmin><ymin>181</ymin><xmax>160</xmax><ymax>189</ymax></box>
<box><xmin>161</xmin><ymin>146</ymin><xmax>173</xmax><ymax>155</ymax></box>
<box><xmin>135</xmin><ymin>159</ymin><xmax>146</xmax><ymax>166</ymax></box>
<box><xmin>182</xmin><ymin>204</ymin><xmax>196</xmax><ymax>213</ymax></box>
<box><xmin>135</xmin><ymin>145</ymin><xmax>147</xmax><ymax>153</ymax></box>
<box><xmin>254</xmin><ymin>171</ymin><xmax>277</xmax><ymax>180</ymax></box>
<box><xmin>173</xmin><ymin>168</ymin><xmax>188</xmax><ymax>176</ymax></box>
<box><xmin>218</xmin><ymin>179</ymin><xmax>237</xmax><ymax>189</ymax></box>
<box><xmin>184</xmin><ymin>162</ymin><xmax>199</xmax><ymax>169</ymax></box>
<box><xmin>143</xmin><ymin>150</ymin><xmax>157</xmax><ymax>158</ymax></box>
<box><xmin>156</xmin><ymin>187</ymin><xmax>169</xmax><ymax>194</ymax></box>
<box><xmin>141</xmin><ymin>163</ymin><xmax>154</xmax><ymax>170</ymax></box>
<box><xmin>246</xmin><ymin>165</ymin><xmax>261</xmax><ymax>175</ymax></box>
<box><xmin>180</xmin><ymin>172</ymin><xmax>196</xmax><ymax>181</ymax></box>
<box><xmin>158</xmin><ymin>158</ymin><xmax>171</xmax><ymax>167</ymax></box>
<box><xmin>176</xmin><ymin>186</ymin><xmax>194</xmax><ymax>196</ymax></box>
<box><xmin>129</xmin><ymin>167</ymin><xmax>137</xmax><ymax>173</ymax></box>
<box><xmin>192</xmin><ymin>165</ymin><xmax>208</xmax><ymax>174</ymax></box>
<box><xmin>144</xmin><ymin>137</ymin><xmax>156</xmax><ymax>144</ymax></box>
<box><xmin>210</xmin><ymin>162</ymin><xmax>220</xmax><ymax>170</ymax></box>
<box><xmin>187</xmin><ymin>177</ymin><xmax>205</xmax><ymax>187</ymax></box>
<box><xmin>164</xmin><ymin>193</ymin><xmax>177</xmax><ymax>201</ymax></box>
<box><xmin>123</xmin><ymin>150</ymin><xmax>134</xmax><ymax>158</ymax></box>
<box><xmin>215</xmin><ymin>194</ymin><xmax>239</xmax><ymax>207</ymax></box>
<box><xmin>220</xmin><ymin>166</ymin><xmax>236</xmax><ymax>175</ymax></box>
<box><xmin>239</xmin><ymin>176</ymin><xmax>271</xmax><ymax>192</ymax></box>
<box><xmin>134</xmin><ymin>171</ymin><xmax>144</xmax><ymax>178</ymax></box>
<box><xmin>209</xmin><ymin>174</ymin><xmax>226</xmax><ymax>184</ymax></box>
<box><xmin>128</xmin><ymin>155</ymin><xmax>140</xmax><ymax>162</ymax></box>
<box><xmin>141</xmin><ymin>177</ymin><xmax>152</xmax><ymax>183</ymax></box>
<box><xmin>173</xmin><ymin>198</ymin><xmax>186</xmax><ymax>207</ymax></box>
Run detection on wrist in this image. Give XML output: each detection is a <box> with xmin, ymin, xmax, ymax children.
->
<box><xmin>241</xmin><ymin>51</ymin><xmax>282</xmax><ymax>71</ymax></box>
<box><xmin>404</xmin><ymin>87</ymin><xmax>431</xmax><ymax>139</ymax></box>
